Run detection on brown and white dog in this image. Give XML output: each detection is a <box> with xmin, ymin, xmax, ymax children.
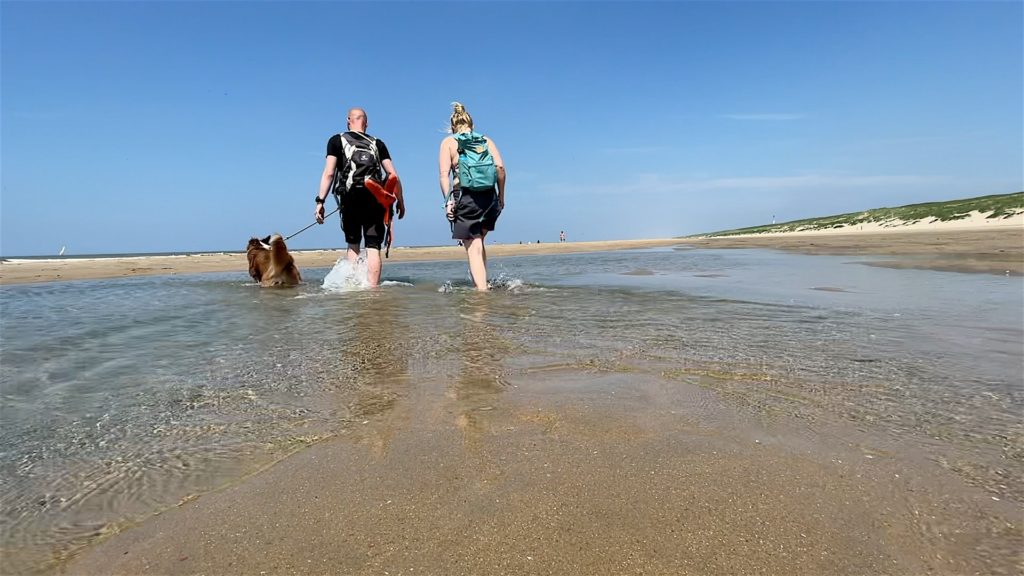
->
<box><xmin>246</xmin><ymin>234</ymin><xmax>301</xmax><ymax>287</ymax></box>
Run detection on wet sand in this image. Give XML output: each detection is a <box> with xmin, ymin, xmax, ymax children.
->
<box><xmin>64</xmin><ymin>367</ymin><xmax>1020</xmax><ymax>575</ymax></box>
<box><xmin>679</xmin><ymin>227</ymin><xmax>1024</xmax><ymax>275</ymax></box>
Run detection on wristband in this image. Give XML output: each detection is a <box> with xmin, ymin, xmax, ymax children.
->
<box><xmin>315</xmin><ymin>196</ymin><xmax>325</xmax><ymax>205</ymax></box>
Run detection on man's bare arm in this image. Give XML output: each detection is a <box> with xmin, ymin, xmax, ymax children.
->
<box><xmin>315</xmin><ymin>155</ymin><xmax>338</xmax><ymax>223</ymax></box>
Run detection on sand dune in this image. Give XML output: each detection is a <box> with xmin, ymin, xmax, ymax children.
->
<box><xmin>700</xmin><ymin>209</ymin><xmax>1022</xmax><ymax>237</ymax></box>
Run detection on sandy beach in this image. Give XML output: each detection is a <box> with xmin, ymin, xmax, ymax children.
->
<box><xmin>0</xmin><ymin>239</ymin><xmax>681</xmax><ymax>286</ymax></box>
<box><xmin>6</xmin><ymin>1</ymin><xmax>1022</xmax><ymax>573</ymax></box>
<box><xmin>681</xmin><ymin>227</ymin><xmax>1023</xmax><ymax>275</ymax></box>
<box><xmin>64</xmin><ymin>368</ymin><xmax>1020</xmax><ymax>575</ymax></box>
<box><xmin>3</xmin><ymin>220</ymin><xmax>1016</xmax><ymax>575</ymax></box>
<box><xmin>2</xmin><ymin>224</ymin><xmax>1022</xmax><ymax>286</ymax></box>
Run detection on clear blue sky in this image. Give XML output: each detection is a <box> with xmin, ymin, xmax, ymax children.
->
<box><xmin>2</xmin><ymin>1</ymin><xmax>1021</xmax><ymax>256</ymax></box>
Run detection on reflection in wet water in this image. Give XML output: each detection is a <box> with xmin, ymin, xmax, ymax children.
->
<box><xmin>332</xmin><ymin>291</ymin><xmax>412</xmax><ymax>456</ymax></box>
<box><xmin>448</xmin><ymin>294</ymin><xmax>512</xmax><ymax>445</ymax></box>
<box><xmin>1</xmin><ymin>247</ymin><xmax>1021</xmax><ymax>572</ymax></box>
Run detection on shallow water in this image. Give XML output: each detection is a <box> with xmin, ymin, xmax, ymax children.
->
<box><xmin>1</xmin><ymin>247</ymin><xmax>1021</xmax><ymax>572</ymax></box>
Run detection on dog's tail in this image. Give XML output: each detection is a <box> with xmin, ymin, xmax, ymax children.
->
<box><xmin>269</xmin><ymin>234</ymin><xmax>301</xmax><ymax>283</ymax></box>
<box><xmin>269</xmin><ymin>234</ymin><xmax>287</xmax><ymax>255</ymax></box>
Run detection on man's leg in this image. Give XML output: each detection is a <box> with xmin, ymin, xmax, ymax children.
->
<box><xmin>347</xmin><ymin>243</ymin><xmax>361</xmax><ymax>264</ymax></box>
<box><xmin>464</xmin><ymin>237</ymin><xmax>488</xmax><ymax>291</ymax></box>
<box><xmin>365</xmin><ymin>248</ymin><xmax>382</xmax><ymax>287</ymax></box>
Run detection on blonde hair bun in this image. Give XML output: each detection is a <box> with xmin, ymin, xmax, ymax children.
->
<box><xmin>450</xmin><ymin>101</ymin><xmax>473</xmax><ymax>132</ymax></box>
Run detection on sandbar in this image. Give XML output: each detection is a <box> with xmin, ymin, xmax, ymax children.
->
<box><xmin>679</xmin><ymin>227</ymin><xmax>1023</xmax><ymax>275</ymax></box>
<box><xmin>0</xmin><ymin>239</ymin><xmax>680</xmax><ymax>286</ymax></box>
<box><xmin>3</xmin><ymin>226</ymin><xmax>1022</xmax><ymax>285</ymax></box>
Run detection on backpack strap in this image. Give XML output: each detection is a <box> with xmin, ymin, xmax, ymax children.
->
<box><xmin>339</xmin><ymin>132</ymin><xmax>378</xmax><ymax>156</ymax></box>
<box><xmin>354</xmin><ymin>131</ymin><xmax>376</xmax><ymax>146</ymax></box>
<box><xmin>330</xmin><ymin>133</ymin><xmax>344</xmax><ymax>197</ymax></box>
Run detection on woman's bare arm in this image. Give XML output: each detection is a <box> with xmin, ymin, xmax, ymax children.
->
<box><xmin>487</xmin><ymin>138</ymin><xmax>506</xmax><ymax>208</ymax></box>
<box><xmin>438</xmin><ymin>137</ymin><xmax>457</xmax><ymax>199</ymax></box>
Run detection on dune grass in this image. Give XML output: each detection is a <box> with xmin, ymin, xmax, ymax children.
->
<box><xmin>696</xmin><ymin>191</ymin><xmax>1024</xmax><ymax>237</ymax></box>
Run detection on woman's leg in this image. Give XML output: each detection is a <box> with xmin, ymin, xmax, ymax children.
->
<box><xmin>464</xmin><ymin>236</ymin><xmax>488</xmax><ymax>291</ymax></box>
<box><xmin>480</xmin><ymin>231</ymin><xmax>488</xmax><ymax>268</ymax></box>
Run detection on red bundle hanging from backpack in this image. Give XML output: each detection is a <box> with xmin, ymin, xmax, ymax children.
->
<box><xmin>365</xmin><ymin>173</ymin><xmax>400</xmax><ymax>257</ymax></box>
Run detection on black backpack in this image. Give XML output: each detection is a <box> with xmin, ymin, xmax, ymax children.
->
<box><xmin>333</xmin><ymin>131</ymin><xmax>383</xmax><ymax>195</ymax></box>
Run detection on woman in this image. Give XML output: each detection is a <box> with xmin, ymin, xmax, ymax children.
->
<box><xmin>439</xmin><ymin>102</ymin><xmax>506</xmax><ymax>291</ymax></box>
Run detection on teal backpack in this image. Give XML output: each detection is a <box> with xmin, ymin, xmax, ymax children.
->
<box><xmin>454</xmin><ymin>131</ymin><xmax>497</xmax><ymax>192</ymax></box>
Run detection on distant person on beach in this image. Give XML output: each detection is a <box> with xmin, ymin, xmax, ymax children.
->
<box><xmin>560</xmin><ymin>231</ymin><xmax>566</xmax><ymax>243</ymax></box>
<box><xmin>439</xmin><ymin>102</ymin><xmax>506</xmax><ymax>291</ymax></box>
<box><xmin>315</xmin><ymin>107</ymin><xmax>405</xmax><ymax>287</ymax></box>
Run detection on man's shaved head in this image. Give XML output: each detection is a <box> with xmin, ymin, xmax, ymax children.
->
<box><xmin>347</xmin><ymin>108</ymin><xmax>368</xmax><ymax>131</ymax></box>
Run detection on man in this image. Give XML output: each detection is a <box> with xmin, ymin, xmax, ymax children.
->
<box><xmin>315</xmin><ymin>108</ymin><xmax>405</xmax><ymax>287</ymax></box>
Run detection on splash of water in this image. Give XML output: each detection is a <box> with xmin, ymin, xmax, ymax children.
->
<box><xmin>437</xmin><ymin>272</ymin><xmax>526</xmax><ymax>294</ymax></box>
<box><xmin>322</xmin><ymin>256</ymin><xmax>371</xmax><ymax>292</ymax></box>
<box><xmin>489</xmin><ymin>273</ymin><xmax>525</xmax><ymax>292</ymax></box>
<box><xmin>321</xmin><ymin>256</ymin><xmax>414</xmax><ymax>292</ymax></box>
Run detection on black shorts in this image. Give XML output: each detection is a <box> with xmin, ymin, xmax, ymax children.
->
<box><xmin>336</xmin><ymin>188</ymin><xmax>387</xmax><ymax>250</ymax></box>
<box><xmin>452</xmin><ymin>189</ymin><xmax>501</xmax><ymax>240</ymax></box>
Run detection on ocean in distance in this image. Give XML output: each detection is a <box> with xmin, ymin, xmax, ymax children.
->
<box><xmin>1</xmin><ymin>246</ymin><xmax>1022</xmax><ymax>573</ymax></box>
